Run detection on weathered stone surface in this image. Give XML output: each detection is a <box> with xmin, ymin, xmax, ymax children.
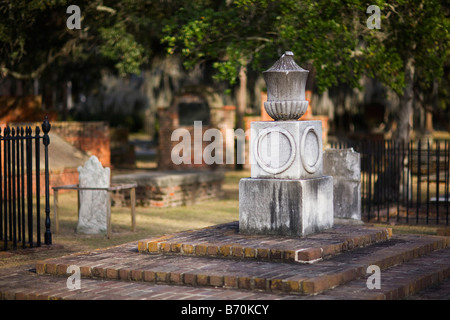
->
<box><xmin>77</xmin><ymin>156</ymin><xmax>110</xmax><ymax>234</ymax></box>
<box><xmin>250</xmin><ymin>120</ymin><xmax>323</xmax><ymax>180</ymax></box>
<box><xmin>239</xmin><ymin>176</ymin><xmax>334</xmax><ymax>237</ymax></box>
<box><xmin>323</xmin><ymin>148</ymin><xmax>360</xmax><ymax>180</ymax></box>
<box><xmin>323</xmin><ymin>148</ymin><xmax>361</xmax><ymax>221</ymax></box>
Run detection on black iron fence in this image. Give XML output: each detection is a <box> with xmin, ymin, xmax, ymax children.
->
<box><xmin>0</xmin><ymin>117</ymin><xmax>52</xmax><ymax>250</ymax></box>
<box><xmin>330</xmin><ymin>138</ymin><xmax>450</xmax><ymax>225</ymax></box>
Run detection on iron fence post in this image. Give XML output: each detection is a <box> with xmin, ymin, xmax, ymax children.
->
<box><xmin>446</xmin><ymin>141</ymin><xmax>449</xmax><ymax>225</ymax></box>
<box><xmin>20</xmin><ymin>128</ymin><xmax>25</xmax><ymax>248</ymax></box>
<box><xmin>35</xmin><ymin>126</ymin><xmax>41</xmax><ymax>247</ymax></box>
<box><xmin>16</xmin><ymin>127</ymin><xmax>21</xmax><ymax>243</ymax></box>
<box><xmin>26</xmin><ymin>126</ymin><xmax>33</xmax><ymax>248</ymax></box>
<box><xmin>436</xmin><ymin>141</ymin><xmax>440</xmax><ymax>224</ymax></box>
<box><xmin>0</xmin><ymin>128</ymin><xmax>2</xmax><ymax>243</ymax></box>
<box><xmin>3</xmin><ymin>127</ymin><xmax>8</xmax><ymax>250</ymax></box>
<box><xmin>426</xmin><ymin>140</ymin><xmax>430</xmax><ymax>224</ymax></box>
<box><xmin>11</xmin><ymin>128</ymin><xmax>17</xmax><ymax>249</ymax></box>
<box><xmin>42</xmin><ymin>117</ymin><xmax>52</xmax><ymax>245</ymax></box>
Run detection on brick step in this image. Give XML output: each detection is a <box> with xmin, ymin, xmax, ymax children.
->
<box><xmin>35</xmin><ymin>233</ymin><xmax>449</xmax><ymax>296</ymax></box>
<box><xmin>307</xmin><ymin>246</ymin><xmax>450</xmax><ymax>300</ymax></box>
<box><xmin>137</xmin><ymin>222</ymin><xmax>392</xmax><ymax>263</ymax></box>
<box><xmin>406</xmin><ymin>277</ymin><xmax>450</xmax><ymax>300</ymax></box>
<box><xmin>0</xmin><ymin>266</ymin><xmax>294</xmax><ymax>300</ymax></box>
<box><xmin>3</xmin><ymin>259</ymin><xmax>449</xmax><ymax>300</ymax></box>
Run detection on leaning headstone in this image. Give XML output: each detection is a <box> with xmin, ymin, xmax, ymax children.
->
<box><xmin>323</xmin><ymin>148</ymin><xmax>362</xmax><ymax>222</ymax></box>
<box><xmin>239</xmin><ymin>52</ymin><xmax>334</xmax><ymax>237</ymax></box>
<box><xmin>76</xmin><ymin>156</ymin><xmax>110</xmax><ymax>234</ymax></box>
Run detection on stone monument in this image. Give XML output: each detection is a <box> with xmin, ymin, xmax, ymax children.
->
<box><xmin>77</xmin><ymin>156</ymin><xmax>111</xmax><ymax>234</ymax></box>
<box><xmin>239</xmin><ymin>51</ymin><xmax>334</xmax><ymax>237</ymax></box>
<box><xmin>324</xmin><ymin>148</ymin><xmax>362</xmax><ymax>222</ymax></box>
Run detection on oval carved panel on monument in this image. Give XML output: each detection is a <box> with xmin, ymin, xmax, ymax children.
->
<box><xmin>300</xmin><ymin>126</ymin><xmax>322</xmax><ymax>174</ymax></box>
<box><xmin>254</xmin><ymin>127</ymin><xmax>296</xmax><ymax>175</ymax></box>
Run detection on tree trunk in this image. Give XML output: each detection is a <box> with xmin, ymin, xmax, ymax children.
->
<box><xmin>394</xmin><ymin>57</ymin><xmax>415</xmax><ymax>145</ymax></box>
<box><xmin>425</xmin><ymin>110</ymin><xmax>433</xmax><ymax>132</ymax></box>
<box><xmin>235</xmin><ymin>65</ymin><xmax>247</xmax><ymax>170</ymax></box>
<box><xmin>237</xmin><ymin>65</ymin><xmax>247</xmax><ymax>131</ymax></box>
<box><xmin>425</xmin><ymin>79</ymin><xmax>438</xmax><ymax>133</ymax></box>
<box><xmin>374</xmin><ymin>57</ymin><xmax>415</xmax><ymax>205</ymax></box>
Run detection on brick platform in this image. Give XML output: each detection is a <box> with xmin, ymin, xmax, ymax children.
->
<box><xmin>137</xmin><ymin>222</ymin><xmax>392</xmax><ymax>263</ymax></box>
<box><xmin>1</xmin><ymin>222</ymin><xmax>450</xmax><ymax>301</ymax></box>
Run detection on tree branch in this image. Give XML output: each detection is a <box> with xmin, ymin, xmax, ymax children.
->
<box><xmin>245</xmin><ymin>36</ymin><xmax>271</xmax><ymax>42</ymax></box>
<box><xmin>96</xmin><ymin>5</ymin><xmax>117</xmax><ymax>15</ymax></box>
<box><xmin>1</xmin><ymin>38</ymin><xmax>79</xmax><ymax>80</ymax></box>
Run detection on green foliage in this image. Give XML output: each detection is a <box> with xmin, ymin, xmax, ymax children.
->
<box><xmin>0</xmin><ymin>0</ymin><xmax>447</xmax><ymax>123</ymax></box>
<box><xmin>0</xmin><ymin>0</ymin><xmax>157</xmax><ymax>80</ymax></box>
<box><xmin>99</xmin><ymin>23</ymin><xmax>146</xmax><ymax>77</ymax></box>
<box><xmin>162</xmin><ymin>0</ymin><xmax>449</xmax><ymax>98</ymax></box>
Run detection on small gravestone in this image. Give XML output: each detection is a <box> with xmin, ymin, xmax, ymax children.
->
<box><xmin>76</xmin><ymin>156</ymin><xmax>110</xmax><ymax>234</ymax></box>
<box><xmin>323</xmin><ymin>148</ymin><xmax>362</xmax><ymax>222</ymax></box>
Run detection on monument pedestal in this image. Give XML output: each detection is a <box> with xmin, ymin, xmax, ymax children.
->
<box><xmin>239</xmin><ymin>176</ymin><xmax>333</xmax><ymax>237</ymax></box>
<box><xmin>239</xmin><ymin>120</ymin><xmax>334</xmax><ymax>237</ymax></box>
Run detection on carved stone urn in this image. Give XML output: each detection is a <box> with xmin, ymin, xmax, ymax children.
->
<box><xmin>263</xmin><ymin>51</ymin><xmax>309</xmax><ymax>121</ymax></box>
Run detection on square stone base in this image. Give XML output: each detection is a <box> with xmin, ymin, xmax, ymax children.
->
<box><xmin>239</xmin><ymin>176</ymin><xmax>333</xmax><ymax>237</ymax></box>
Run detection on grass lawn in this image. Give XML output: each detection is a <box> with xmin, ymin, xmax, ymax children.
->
<box><xmin>0</xmin><ymin>168</ymin><xmax>443</xmax><ymax>269</ymax></box>
<box><xmin>0</xmin><ymin>170</ymin><xmax>246</xmax><ymax>268</ymax></box>
<box><xmin>50</xmin><ymin>169</ymin><xmax>246</xmax><ymax>249</ymax></box>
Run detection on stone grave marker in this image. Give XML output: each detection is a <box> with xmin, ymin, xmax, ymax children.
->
<box><xmin>239</xmin><ymin>51</ymin><xmax>334</xmax><ymax>237</ymax></box>
<box><xmin>323</xmin><ymin>148</ymin><xmax>362</xmax><ymax>222</ymax></box>
<box><xmin>76</xmin><ymin>156</ymin><xmax>110</xmax><ymax>234</ymax></box>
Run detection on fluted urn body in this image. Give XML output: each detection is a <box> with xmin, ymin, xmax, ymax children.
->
<box><xmin>263</xmin><ymin>51</ymin><xmax>309</xmax><ymax>120</ymax></box>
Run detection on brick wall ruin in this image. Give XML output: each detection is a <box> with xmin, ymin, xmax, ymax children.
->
<box><xmin>157</xmin><ymin>86</ymin><xmax>236</xmax><ymax>171</ymax></box>
<box><xmin>49</xmin><ymin>121</ymin><xmax>111</xmax><ymax>168</ymax></box>
<box><xmin>111</xmin><ymin>171</ymin><xmax>225</xmax><ymax>208</ymax></box>
<box><xmin>0</xmin><ymin>121</ymin><xmax>111</xmax><ymax>195</ymax></box>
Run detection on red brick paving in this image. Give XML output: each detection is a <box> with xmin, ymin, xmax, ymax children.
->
<box><xmin>0</xmin><ymin>222</ymin><xmax>449</xmax><ymax>301</ymax></box>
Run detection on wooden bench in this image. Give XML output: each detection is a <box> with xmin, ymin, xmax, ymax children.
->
<box><xmin>52</xmin><ymin>183</ymin><xmax>137</xmax><ymax>239</ymax></box>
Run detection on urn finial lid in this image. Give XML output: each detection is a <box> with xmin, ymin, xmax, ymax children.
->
<box><xmin>262</xmin><ymin>51</ymin><xmax>310</xmax><ymax>120</ymax></box>
<box><xmin>263</xmin><ymin>51</ymin><xmax>309</xmax><ymax>74</ymax></box>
